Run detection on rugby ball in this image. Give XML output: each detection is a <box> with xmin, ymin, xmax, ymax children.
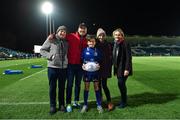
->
<box><xmin>83</xmin><ymin>62</ymin><xmax>100</xmax><ymax>72</ymax></box>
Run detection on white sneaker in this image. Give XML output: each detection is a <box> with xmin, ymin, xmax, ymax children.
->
<box><xmin>80</xmin><ymin>105</ymin><xmax>88</xmax><ymax>113</ymax></box>
<box><xmin>97</xmin><ymin>105</ymin><xmax>103</xmax><ymax>113</ymax></box>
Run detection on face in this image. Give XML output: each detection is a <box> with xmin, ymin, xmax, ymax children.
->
<box><xmin>113</xmin><ymin>31</ymin><xmax>124</xmax><ymax>42</ymax></box>
<box><xmin>78</xmin><ymin>27</ymin><xmax>87</xmax><ymax>36</ymax></box>
<box><xmin>57</xmin><ymin>30</ymin><xmax>66</xmax><ymax>39</ymax></box>
<box><xmin>87</xmin><ymin>39</ymin><xmax>96</xmax><ymax>48</ymax></box>
<box><xmin>97</xmin><ymin>33</ymin><xmax>105</xmax><ymax>42</ymax></box>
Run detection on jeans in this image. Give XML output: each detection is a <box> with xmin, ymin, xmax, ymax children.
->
<box><xmin>66</xmin><ymin>64</ymin><xmax>83</xmax><ymax>104</ymax></box>
<box><xmin>48</xmin><ymin>67</ymin><xmax>67</xmax><ymax>107</ymax></box>
<box><xmin>99</xmin><ymin>77</ymin><xmax>111</xmax><ymax>102</ymax></box>
<box><xmin>118</xmin><ymin>76</ymin><xmax>128</xmax><ymax>104</ymax></box>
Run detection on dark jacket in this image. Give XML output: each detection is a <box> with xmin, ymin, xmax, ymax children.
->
<box><xmin>96</xmin><ymin>40</ymin><xmax>112</xmax><ymax>78</ymax></box>
<box><xmin>113</xmin><ymin>40</ymin><xmax>132</xmax><ymax>78</ymax></box>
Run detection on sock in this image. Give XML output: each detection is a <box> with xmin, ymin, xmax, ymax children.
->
<box><xmin>84</xmin><ymin>90</ymin><xmax>89</xmax><ymax>106</ymax></box>
<box><xmin>95</xmin><ymin>90</ymin><xmax>101</xmax><ymax>106</ymax></box>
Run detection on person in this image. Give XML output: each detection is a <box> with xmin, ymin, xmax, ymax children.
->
<box><xmin>80</xmin><ymin>35</ymin><xmax>103</xmax><ymax>113</ymax></box>
<box><xmin>95</xmin><ymin>28</ymin><xmax>114</xmax><ymax>111</ymax></box>
<box><xmin>65</xmin><ymin>23</ymin><xmax>87</xmax><ymax>112</ymax></box>
<box><xmin>112</xmin><ymin>28</ymin><xmax>132</xmax><ymax>108</ymax></box>
<box><xmin>40</xmin><ymin>26</ymin><xmax>68</xmax><ymax>114</ymax></box>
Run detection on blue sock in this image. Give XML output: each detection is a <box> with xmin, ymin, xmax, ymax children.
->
<box><xmin>95</xmin><ymin>90</ymin><xmax>101</xmax><ymax>106</ymax></box>
<box><xmin>84</xmin><ymin>90</ymin><xmax>89</xmax><ymax>106</ymax></box>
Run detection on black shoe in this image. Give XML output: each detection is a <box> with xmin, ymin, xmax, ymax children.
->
<box><xmin>117</xmin><ymin>102</ymin><xmax>127</xmax><ymax>108</ymax></box>
<box><xmin>59</xmin><ymin>105</ymin><xmax>65</xmax><ymax>112</ymax></box>
<box><xmin>49</xmin><ymin>107</ymin><xmax>56</xmax><ymax>115</ymax></box>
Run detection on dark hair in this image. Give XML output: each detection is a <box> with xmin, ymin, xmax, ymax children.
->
<box><xmin>86</xmin><ymin>35</ymin><xmax>96</xmax><ymax>41</ymax></box>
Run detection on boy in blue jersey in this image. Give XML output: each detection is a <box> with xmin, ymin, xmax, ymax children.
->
<box><xmin>81</xmin><ymin>35</ymin><xmax>103</xmax><ymax>113</ymax></box>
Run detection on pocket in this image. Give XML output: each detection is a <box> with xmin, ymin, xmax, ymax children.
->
<box><xmin>53</xmin><ymin>54</ymin><xmax>61</xmax><ymax>66</ymax></box>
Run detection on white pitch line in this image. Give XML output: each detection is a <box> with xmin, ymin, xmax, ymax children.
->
<box><xmin>19</xmin><ymin>69</ymin><xmax>47</xmax><ymax>81</ymax></box>
<box><xmin>0</xmin><ymin>100</ymin><xmax>96</xmax><ymax>105</ymax></box>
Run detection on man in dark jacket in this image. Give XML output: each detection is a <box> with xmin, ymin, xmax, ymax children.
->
<box><xmin>112</xmin><ymin>28</ymin><xmax>132</xmax><ymax>108</ymax></box>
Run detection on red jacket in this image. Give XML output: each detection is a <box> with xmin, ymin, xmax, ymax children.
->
<box><xmin>66</xmin><ymin>32</ymin><xmax>87</xmax><ymax>64</ymax></box>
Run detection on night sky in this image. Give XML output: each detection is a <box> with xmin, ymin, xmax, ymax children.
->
<box><xmin>0</xmin><ymin>0</ymin><xmax>180</xmax><ymax>52</ymax></box>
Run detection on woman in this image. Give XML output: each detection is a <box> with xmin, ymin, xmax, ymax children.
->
<box><xmin>112</xmin><ymin>28</ymin><xmax>132</xmax><ymax>108</ymax></box>
<box><xmin>96</xmin><ymin>28</ymin><xmax>114</xmax><ymax>111</ymax></box>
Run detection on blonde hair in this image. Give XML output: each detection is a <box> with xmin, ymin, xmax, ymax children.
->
<box><xmin>112</xmin><ymin>28</ymin><xmax>125</xmax><ymax>37</ymax></box>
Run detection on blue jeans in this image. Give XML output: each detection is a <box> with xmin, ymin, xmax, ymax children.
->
<box><xmin>48</xmin><ymin>67</ymin><xmax>67</xmax><ymax>107</ymax></box>
<box><xmin>66</xmin><ymin>64</ymin><xmax>83</xmax><ymax>104</ymax></box>
<box><xmin>118</xmin><ymin>76</ymin><xmax>128</xmax><ymax>104</ymax></box>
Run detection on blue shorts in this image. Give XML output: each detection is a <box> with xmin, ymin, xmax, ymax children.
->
<box><xmin>83</xmin><ymin>71</ymin><xmax>99</xmax><ymax>82</ymax></box>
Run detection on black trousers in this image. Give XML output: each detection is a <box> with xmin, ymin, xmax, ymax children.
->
<box><xmin>48</xmin><ymin>67</ymin><xmax>67</xmax><ymax>107</ymax></box>
<box><xmin>118</xmin><ymin>76</ymin><xmax>128</xmax><ymax>104</ymax></box>
<box><xmin>99</xmin><ymin>77</ymin><xmax>111</xmax><ymax>102</ymax></box>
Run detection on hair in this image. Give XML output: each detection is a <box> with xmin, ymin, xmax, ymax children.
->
<box><xmin>112</xmin><ymin>28</ymin><xmax>125</xmax><ymax>37</ymax></box>
<box><xmin>86</xmin><ymin>35</ymin><xmax>96</xmax><ymax>41</ymax></box>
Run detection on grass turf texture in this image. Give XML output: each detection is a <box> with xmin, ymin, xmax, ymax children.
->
<box><xmin>0</xmin><ymin>57</ymin><xmax>180</xmax><ymax>119</ymax></box>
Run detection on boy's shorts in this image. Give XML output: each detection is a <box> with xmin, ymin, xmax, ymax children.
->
<box><xmin>83</xmin><ymin>71</ymin><xmax>99</xmax><ymax>82</ymax></box>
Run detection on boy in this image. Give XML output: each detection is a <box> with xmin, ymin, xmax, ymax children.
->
<box><xmin>81</xmin><ymin>35</ymin><xmax>103</xmax><ymax>113</ymax></box>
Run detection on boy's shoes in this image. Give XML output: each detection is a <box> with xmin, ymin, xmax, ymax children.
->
<box><xmin>49</xmin><ymin>107</ymin><xmax>56</xmax><ymax>115</ymax></box>
<box><xmin>72</xmin><ymin>101</ymin><xmax>81</xmax><ymax>108</ymax></box>
<box><xmin>97</xmin><ymin>105</ymin><xmax>103</xmax><ymax>113</ymax></box>
<box><xmin>117</xmin><ymin>102</ymin><xmax>127</xmax><ymax>108</ymax></box>
<box><xmin>107</xmin><ymin>102</ymin><xmax>114</xmax><ymax>111</ymax></box>
<box><xmin>80</xmin><ymin>105</ymin><xmax>88</xmax><ymax>113</ymax></box>
<box><xmin>59</xmin><ymin>105</ymin><xmax>65</xmax><ymax>112</ymax></box>
<box><xmin>66</xmin><ymin>104</ymin><xmax>72</xmax><ymax>112</ymax></box>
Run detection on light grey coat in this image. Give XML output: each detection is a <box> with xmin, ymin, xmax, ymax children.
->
<box><xmin>40</xmin><ymin>35</ymin><xmax>68</xmax><ymax>68</ymax></box>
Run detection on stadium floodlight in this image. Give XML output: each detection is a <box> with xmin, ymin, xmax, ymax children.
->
<box><xmin>41</xmin><ymin>1</ymin><xmax>53</xmax><ymax>36</ymax></box>
<box><xmin>41</xmin><ymin>1</ymin><xmax>53</xmax><ymax>15</ymax></box>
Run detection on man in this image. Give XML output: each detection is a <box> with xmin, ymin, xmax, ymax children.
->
<box><xmin>40</xmin><ymin>26</ymin><xmax>68</xmax><ymax>114</ymax></box>
<box><xmin>66</xmin><ymin>23</ymin><xmax>87</xmax><ymax>112</ymax></box>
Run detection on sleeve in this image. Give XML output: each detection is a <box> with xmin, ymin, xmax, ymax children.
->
<box><xmin>40</xmin><ymin>39</ymin><xmax>54</xmax><ymax>60</ymax></box>
<box><xmin>124</xmin><ymin>42</ymin><xmax>132</xmax><ymax>71</ymax></box>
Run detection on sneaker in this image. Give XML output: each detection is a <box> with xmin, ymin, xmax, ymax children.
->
<box><xmin>49</xmin><ymin>107</ymin><xmax>56</xmax><ymax>115</ymax></box>
<box><xmin>97</xmin><ymin>105</ymin><xmax>103</xmax><ymax>113</ymax></box>
<box><xmin>72</xmin><ymin>101</ymin><xmax>81</xmax><ymax>108</ymax></box>
<box><xmin>108</xmin><ymin>102</ymin><xmax>114</xmax><ymax>111</ymax></box>
<box><xmin>66</xmin><ymin>104</ymin><xmax>72</xmax><ymax>112</ymax></box>
<box><xmin>80</xmin><ymin>105</ymin><xmax>88</xmax><ymax>113</ymax></box>
<box><xmin>117</xmin><ymin>102</ymin><xmax>127</xmax><ymax>108</ymax></box>
<box><xmin>59</xmin><ymin>105</ymin><xmax>65</xmax><ymax>112</ymax></box>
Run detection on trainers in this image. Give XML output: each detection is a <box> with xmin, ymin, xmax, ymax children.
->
<box><xmin>66</xmin><ymin>104</ymin><xmax>72</xmax><ymax>112</ymax></box>
<box><xmin>72</xmin><ymin>101</ymin><xmax>81</xmax><ymax>108</ymax></box>
<box><xmin>97</xmin><ymin>105</ymin><xmax>103</xmax><ymax>113</ymax></box>
<box><xmin>117</xmin><ymin>102</ymin><xmax>127</xmax><ymax>108</ymax></box>
<box><xmin>80</xmin><ymin>105</ymin><xmax>88</xmax><ymax>113</ymax></box>
<box><xmin>108</xmin><ymin>102</ymin><xmax>114</xmax><ymax>111</ymax></box>
<box><xmin>49</xmin><ymin>107</ymin><xmax>56</xmax><ymax>115</ymax></box>
<box><xmin>59</xmin><ymin>105</ymin><xmax>65</xmax><ymax>112</ymax></box>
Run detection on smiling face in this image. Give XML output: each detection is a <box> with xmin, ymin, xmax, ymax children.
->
<box><xmin>97</xmin><ymin>33</ymin><xmax>105</xmax><ymax>42</ymax></box>
<box><xmin>57</xmin><ymin>30</ymin><xmax>66</xmax><ymax>39</ymax></box>
<box><xmin>78</xmin><ymin>27</ymin><xmax>87</xmax><ymax>36</ymax></box>
<box><xmin>87</xmin><ymin>38</ymin><xmax>96</xmax><ymax>48</ymax></box>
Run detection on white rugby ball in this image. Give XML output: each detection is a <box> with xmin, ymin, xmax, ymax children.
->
<box><xmin>83</xmin><ymin>62</ymin><xmax>100</xmax><ymax>72</ymax></box>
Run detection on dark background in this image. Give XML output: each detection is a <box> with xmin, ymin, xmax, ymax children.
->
<box><xmin>0</xmin><ymin>0</ymin><xmax>180</xmax><ymax>52</ymax></box>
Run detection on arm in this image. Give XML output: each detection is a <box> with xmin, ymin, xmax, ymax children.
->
<box><xmin>40</xmin><ymin>39</ymin><xmax>54</xmax><ymax>60</ymax></box>
<box><xmin>124</xmin><ymin>42</ymin><xmax>132</xmax><ymax>76</ymax></box>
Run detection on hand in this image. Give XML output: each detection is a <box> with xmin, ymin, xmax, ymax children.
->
<box><xmin>82</xmin><ymin>64</ymin><xmax>86</xmax><ymax>70</ymax></box>
<box><xmin>124</xmin><ymin>70</ymin><xmax>129</xmax><ymax>76</ymax></box>
<box><xmin>47</xmin><ymin>33</ymin><xmax>55</xmax><ymax>40</ymax></box>
<box><xmin>96</xmin><ymin>63</ymin><xmax>100</xmax><ymax>70</ymax></box>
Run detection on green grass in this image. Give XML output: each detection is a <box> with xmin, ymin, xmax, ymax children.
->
<box><xmin>0</xmin><ymin>57</ymin><xmax>180</xmax><ymax>119</ymax></box>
